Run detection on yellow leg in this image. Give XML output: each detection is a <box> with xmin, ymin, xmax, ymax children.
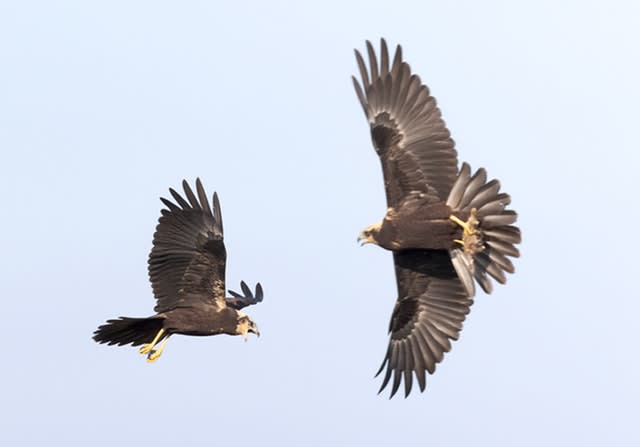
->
<box><xmin>139</xmin><ymin>328</ymin><xmax>165</xmax><ymax>355</ymax></box>
<box><xmin>449</xmin><ymin>214</ymin><xmax>469</xmax><ymax>231</ymax></box>
<box><xmin>450</xmin><ymin>209</ymin><xmax>479</xmax><ymax>235</ymax></box>
<box><xmin>450</xmin><ymin>209</ymin><xmax>484</xmax><ymax>254</ymax></box>
<box><xmin>147</xmin><ymin>335</ymin><xmax>171</xmax><ymax>363</ymax></box>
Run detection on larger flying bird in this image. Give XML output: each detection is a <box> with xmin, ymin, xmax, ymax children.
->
<box><xmin>93</xmin><ymin>179</ymin><xmax>262</xmax><ymax>362</ymax></box>
<box><xmin>353</xmin><ymin>39</ymin><xmax>521</xmax><ymax>397</ymax></box>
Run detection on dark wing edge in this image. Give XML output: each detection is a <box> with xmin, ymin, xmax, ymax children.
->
<box><xmin>227</xmin><ymin>281</ymin><xmax>264</xmax><ymax>310</ymax></box>
<box><xmin>148</xmin><ymin>178</ymin><xmax>227</xmax><ymax>312</ymax></box>
<box><xmin>377</xmin><ymin>251</ymin><xmax>473</xmax><ymax>398</ymax></box>
<box><xmin>447</xmin><ymin>163</ymin><xmax>521</xmax><ymax>296</ymax></box>
<box><xmin>352</xmin><ymin>38</ymin><xmax>459</xmax><ymax>205</ymax></box>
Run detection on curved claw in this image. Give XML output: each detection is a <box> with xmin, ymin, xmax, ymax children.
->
<box><xmin>146</xmin><ymin>335</ymin><xmax>171</xmax><ymax>363</ymax></box>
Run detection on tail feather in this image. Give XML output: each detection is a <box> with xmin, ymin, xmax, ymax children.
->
<box><xmin>458</xmin><ymin>169</ymin><xmax>487</xmax><ymax>209</ymax></box>
<box><xmin>476</xmin><ymin>193</ymin><xmax>510</xmax><ymax>217</ymax></box>
<box><xmin>475</xmin><ymin>251</ymin><xmax>506</xmax><ymax>283</ymax></box>
<box><xmin>486</xmin><ymin>238</ymin><xmax>520</xmax><ymax>258</ymax></box>
<box><xmin>481</xmin><ymin>211</ymin><xmax>518</xmax><ymax>228</ymax></box>
<box><xmin>476</xmin><ymin>274</ymin><xmax>492</xmax><ymax>293</ymax></box>
<box><xmin>93</xmin><ymin>316</ymin><xmax>164</xmax><ymax>347</ymax></box>
<box><xmin>447</xmin><ymin>162</ymin><xmax>521</xmax><ymax>297</ymax></box>
<box><xmin>468</xmin><ymin>180</ymin><xmax>501</xmax><ymax>210</ymax></box>
<box><xmin>484</xmin><ymin>225</ymin><xmax>521</xmax><ymax>245</ymax></box>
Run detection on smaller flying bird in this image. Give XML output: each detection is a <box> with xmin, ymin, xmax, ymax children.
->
<box><xmin>93</xmin><ymin>179</ymin><xmax>262</xmax><ymax>362</ymax></box>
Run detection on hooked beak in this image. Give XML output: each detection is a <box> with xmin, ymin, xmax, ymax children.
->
<box><xmin>358</xmin><ymin>231</ymin><xmax>372</xmax><ymax>246</ymax></box>
<box><xmin>243</xmin><ymin>328</ymin><xmax>259</xmax><ymax>342</ymax></box>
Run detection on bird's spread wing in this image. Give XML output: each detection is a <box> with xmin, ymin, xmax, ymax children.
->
<box><xmin>377</xmin><ymin>250</ymin><xmax>473</xmax><ymax>398</ymax></box>
<box><xmin>227</xmin><ymin>281</ymin><xmax>264</xmax><ymax>310</ymax></box>
<box><xmin>353</xmin><ymin>38</ymin><xmax>459</xmax><ymax>206</ymax></box>
<box><xmin>148</xmin><ymin>179</ymin><xmax>227</xmax><ymax>312</ymax></box>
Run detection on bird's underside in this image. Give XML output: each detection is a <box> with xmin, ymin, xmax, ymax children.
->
<box><xmin>353</xmin><ymin>38</ymin><xmax>521</xmax><ymax>397</ymax></box>
<box><xmin>363</xmin><ymin>200</ymin><xmax>471</xmax><ymax>251</ymax></box>
<box><xmin>360</xmin><ymin>162</ymin><xmax>520</xmax><ymax>297</ymax></box>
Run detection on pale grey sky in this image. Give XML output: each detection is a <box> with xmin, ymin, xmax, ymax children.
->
<box><xmin>1</xmin><ymin>1</ymin><xmax>639</xmax><ymax>445</ymax></box>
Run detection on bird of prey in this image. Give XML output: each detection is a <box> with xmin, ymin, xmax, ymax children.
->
<box><xmin>353</xmin><ymin>39</ymin><xmax>521</xmax><ymax>397</ymax></box>
<box><xmin>93</xmin><ymin>179</ymin><xmax>262</xmax><ymax>362</ymax></box>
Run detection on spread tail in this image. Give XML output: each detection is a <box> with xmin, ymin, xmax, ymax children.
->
<box><xmin>92</xmin><ymin>316</ymin><xmax>164</xmax><ymax>347</ymax></box>
<box><xmin>447</xmin><ymin>162</ymin><xmax>521</xmax><ymax>296</ymax></box>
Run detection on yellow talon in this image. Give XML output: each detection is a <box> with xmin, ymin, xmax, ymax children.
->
<box><xmin>139</xmin><ymin>344</ymin><xmax>152</xmax><ymax>355</ymax></box>
<box><xmin>146</xmin><ymin>335</ymin><xmax>171</xmax><ymax>363</ymax></box>
<box><xmin>450</xmin><ymin>209</ymin><xmax>479</xmax><ymax>235</ymax></box>
<box><xmin>139</xmin><ymin>328</ymin><xmax>165</xmax><ymax>355</ymax></box>
<box><xmin>450</xmin><ymin>208</ymin><xmax>484</xmax><ymax>254</ymax></box>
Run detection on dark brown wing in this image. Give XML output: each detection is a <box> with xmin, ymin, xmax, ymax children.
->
<box><xmin>377</xmin><ymin>250</ymin><xmax>473</xmax><ymax>398</ymax></box>
<box><xmin>353</xmin><ymin>38</ymin><xmax>459</xmax><ymax>206</ymax></box>
<box><xmin>227</xmin><ymin>281</ymin><xmax>264</xmax><ymax>310</ymax></box>
<box><xmin>148</xmin><ymin>178</ymin><xmax>226</xmax><ymax>313</ymax></box>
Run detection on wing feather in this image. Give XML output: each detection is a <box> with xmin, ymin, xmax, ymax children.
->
<box><xmin>366</xmin><ymin>40</ymin><xmax>379</xmax><ymax>84</ymax></box>
<box><xmin>196</xmin><ymin>179</ymin><xmax>212</xmax><ymax>217</ymax></box>
<box><xmin>376</xmin><ymin>250</ymin><xmax>473</xmax><ymax>398</ymax></box>
<box><xmin>353</xmin><ymin>39</ymin><xmax>459</xmax><ymax>206</ymax></box>
<box><xmin>412</xmin><ymin>327</ymin><xmax>436</xmax><ymax>374</ymax></box>
<box><xmin>355</xmin><ymin>50</ymin><xmax>369</xmax><ymax>90</ymax></box>
<box><xmin>227</xmin><ymin>281</ymin><xmax>264</xmax><ymax>310</ymax></box>
<box><xmin>379</xmin><ymin>38</ymin><xmax>389</xmax><ymax>77</ymax></box>
<box><xmin>169</xmin><ymin>187</ymin><xmax>190</xmax><ymax>209</ymax></box>
<box><xmin>182</xmin><ymin>180</ymin><xmax>201</xmax><ymax>210</ymax></box>
<box><xmin>148</xmin><ymin>179</ymin><xmax>226</xmax><ymax>312</ymax></box>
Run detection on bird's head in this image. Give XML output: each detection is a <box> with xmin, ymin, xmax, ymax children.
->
<box><xmin>236</xmin><ymin>313</ymin><xmax>260</xmax><ymax>341</ymax></box>
<box><xmin>358</xmin><ymin>222</ymin><xmax>382</xmax><ymax>246</ymax></box>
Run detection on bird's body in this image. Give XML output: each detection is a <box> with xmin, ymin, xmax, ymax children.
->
<box><xmin>93</xmin><ymin>179</ymin><xmax>263</xmax><ymax>361</ymax></box>
<box><xmin>365</xmin><ymin>201</ymin><xmax>468</xmax><ymax>251</ymax></box>
<box><xmin>353</xmin><ymin>39</ymin><xmax>521</xmax><ymax>397</ymax></box>
<box><xmin>159</xmin><ymin>306</ymin><xmax>244</xmax><ymax>336</ymax></box>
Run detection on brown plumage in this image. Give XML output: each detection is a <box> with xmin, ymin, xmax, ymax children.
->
<box><xmin>93</xmin><ymin>179</ymin><xmax>262</xmax><ymax>362</ymax></box>
<box><xmin>353</xmin><ymin>39</ymin><xmax>521</xmax><ymax>397</ymax></box>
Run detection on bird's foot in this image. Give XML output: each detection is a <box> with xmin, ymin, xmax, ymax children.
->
<box><xmin>146</xmin><ymin>349</ymin><xmax>162</xmax><ymax>363</ymax></box>
<box><xmin>139</xmin><ymin>343</ymin><xmax>154</xmax><ymax>355</ymax></box>
<box><xmin>145</xmin><ymin>335</ymin><xmax>170</xmax><ymax>363</ymax></box>
<box><xmin>450</xmin><ymin>208</ymin><xmax>484</xmax><ymax>254</ymax></box>
<box><xmin>138</xmin><ymin>328</ymin><xmax>165</xmax><ymax>355</ymax></box>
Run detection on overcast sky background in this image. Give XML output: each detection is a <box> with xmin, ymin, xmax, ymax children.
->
<box><xmin>1</xmin><ymin>1</ymin><xmax>639</xmax><ymax>445</ymax></box>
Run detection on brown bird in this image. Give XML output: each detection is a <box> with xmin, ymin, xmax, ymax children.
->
<box><xmin>93</xmin><ymin>179</ymin><xmax>262</xmax><ymax>362</ymax></box>
<box><xmin>353</xmin><ymin>39</ymin><xmax>521</xmax><ymax>397</ymax></box>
